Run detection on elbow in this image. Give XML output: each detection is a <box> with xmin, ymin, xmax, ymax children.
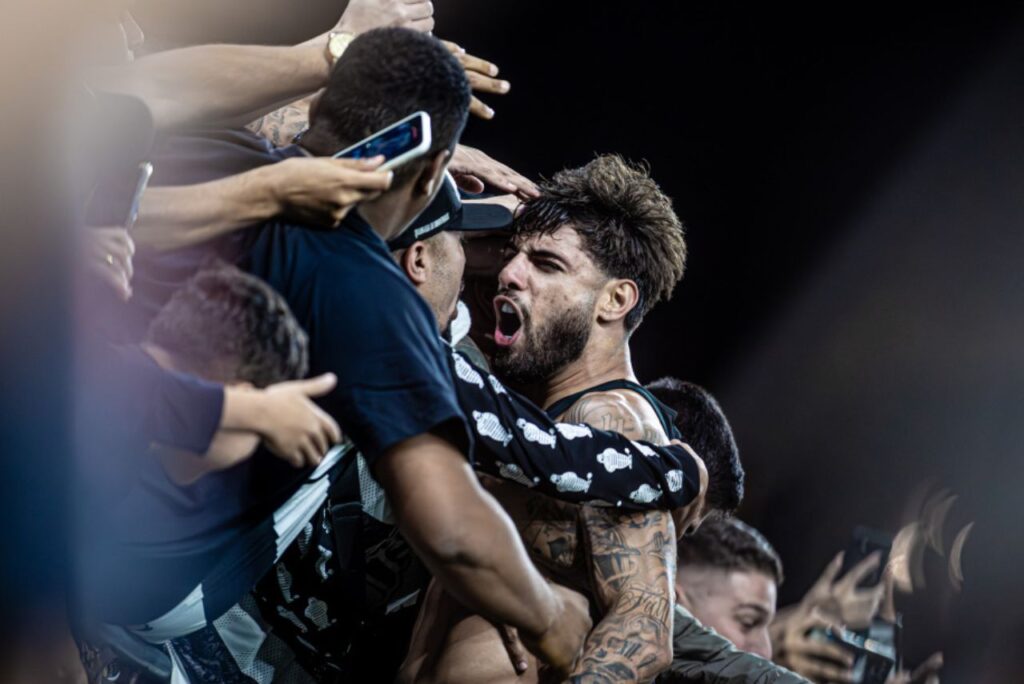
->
<box><xmin>423</xmin><ymin>530</ymin><xmax>477</xmax><ymax>568</ymax></box>
<box><xmin>412</xmin><ymin>516</ymin><xmax>488</xmax><ymax>571</ymax></box>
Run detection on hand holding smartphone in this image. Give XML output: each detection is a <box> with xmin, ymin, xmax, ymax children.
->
<box><xmin>332</xmin><ymin>111</ymin><xmax>431</xmax><ymax>172</ymax></box>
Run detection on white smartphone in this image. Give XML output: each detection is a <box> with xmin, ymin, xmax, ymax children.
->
<box><xmin>332</xmin><ymin>111</ymin><xmax>431</xmax><ymax>171</ymax></box>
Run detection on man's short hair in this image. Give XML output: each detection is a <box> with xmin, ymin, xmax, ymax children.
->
<box><xmin>646</xmin><ymin>377</ymin><xmax>744</xmax><ymax>515</ymax></box>
<box><xmin>677</xmin><ymin>517</ymin><xmax>784</xmax><ymax>585</ymax></box>
<box><xmin>512</xmin><ymin>154</ymin><xmax>686</xmax><ymax>331</ymax></box>
<box><xmin>145</xmin><ymin>263</ymin><xmax>308</xmax><ymax>387</ymax></box>
<box><xmin>303</xmin><ymin>27</ymin><xmax>470</xmax><ymax>183</ymax></box>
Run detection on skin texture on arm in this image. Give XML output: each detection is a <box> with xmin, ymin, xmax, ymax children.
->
<box><xmin>133</xmin><ymin>156</ymin><xmax>391</xmax><ymax>251</ymax></box>
<box><xmin>90</xmin><ymin>43</ymin><xmax>330</xmax><ymax>131</ymax></box>
<box><xmin>561</xmin><ymin>390</ymin><xmax>678</xmax><ymax>683</ymax></box>
<box><xmin>375</xmin><ymin>431</ymin><xmax>591</xmax><ymax>675</ymax></box>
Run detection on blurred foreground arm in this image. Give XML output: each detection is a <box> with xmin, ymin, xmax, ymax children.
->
<box><xmin>134</xmin><ymin>156</ymin><xmax>391</xmax><ymax>250</ymax></box>
<box><xmin>90</xmin><ymin>44</ymin><xmax>331</xmax><ymax>131</ymax></box>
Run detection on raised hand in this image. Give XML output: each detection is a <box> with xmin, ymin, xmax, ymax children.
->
<box><xmin>802</xmin><ymin>551</ymin><xmax>886</xmax><ymax>630</ymax></box>
<box><xmin>450</xmin><ymin>144</ymin><xmax>538</xmax><ymax>198</ymax></box>
<box><xmin>255</xmin><ymin>373</ymin><xmax>343</xmax><ymax>467</ymax></box>
<box><xmin>442</xmin><ymin>41</ymin><xmax>511</xmax><ymax>120</ymax></box>
<box><xmin>337</xmin><ymin>0</ymin><xmax>435</xmax><ymax>35</ymax></box>
<box><xmin>268</xmin><ymin>155</ymin><xmax>393</xmax><ymax>227</ymax></box>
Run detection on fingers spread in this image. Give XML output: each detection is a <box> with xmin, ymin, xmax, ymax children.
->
<box><xmin>841</xmin><ymin>551</ymin><xmax>882</xmax><ymax>589</ymax></box>
<box><xmin>814</xmin><ymin>551</ymin><xmax>845</xmax><ymax>589</ymax></box>
<box><xmin>469</xmin><ymin>95</ymin><xmax>495</xmax><ymax>120</ymax></box>
<box><xmin>467</xmin><ymin>70</ymin><xmax>510</xmax><ymax>95</ymax></box>
<box><xmin>460</xmin><ymin>52</ymin><xmax>500</xmax><ymax>78</ymax></box>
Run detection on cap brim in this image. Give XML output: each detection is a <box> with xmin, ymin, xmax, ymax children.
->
<box><xmin>451</xmin><ymin>202</ymin><xmax>514</xmax><ymax>233</ymax></box>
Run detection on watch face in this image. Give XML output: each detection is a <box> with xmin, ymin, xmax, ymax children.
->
<box><xmin>328</xmin><ymin>32</ymin><xmax>352</xmax><ymax>60</ymax></box>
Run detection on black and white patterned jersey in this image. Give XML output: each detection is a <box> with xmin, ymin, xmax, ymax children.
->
<box><xmin>446</xmin><ymin>346</ymin><xmax>702</xmax><ymax>510</ymax></box>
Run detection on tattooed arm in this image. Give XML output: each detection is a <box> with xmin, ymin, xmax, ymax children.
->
<box><xmin>562</xmin><ymin>391</ymin><xmax>678</xmax><ymax>683</ymax></box>
<box><xmin>247</xmin><ymin>95</ymin><xmax>315</xmax><ymax>148</ymax></box>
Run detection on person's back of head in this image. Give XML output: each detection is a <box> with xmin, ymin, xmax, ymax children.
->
<box><xmin>646</xmin><ymin>377</ymin><xmax>744</xmax><ymax>516</ymax></box>
<box><xmin>144</xmin><ymin>262</ymin><xmax>308</xmax><ymax>386</ymax></box>
<box><xmin>302</xmin><ymin>27</ymin><xmax>471</xmax><ymax>189</ymax></box>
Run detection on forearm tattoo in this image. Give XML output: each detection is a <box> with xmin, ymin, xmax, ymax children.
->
<box><xmin>559</xmin><ymin>392</ymin><xmax>676</xmax><ymax>682</ymax></box>
<box><xmin>488</xmin><ymin>478</ymin><xmax>585</xmax><ymax>580</ymax></box>
<box><xmin>571</xmin><ymin>506</ymin><xmax>677</xmax><ymax>683</ymax></box>
<box><xmin>247</xmin><ymin>98</ymin><xmax>312</xmax><ymax>147</ymax></box>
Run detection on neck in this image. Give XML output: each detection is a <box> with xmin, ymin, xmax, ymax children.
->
<box><xmin>140</xmin><ymin>342</ymin><xmax>176</xmax><ymax>372</ymax></box>
<box><xmin>356</xmin><ymin>191</ymin><xmax>414</xmax><ymax>243</ymax></box>
<box><xmin>542</xmin><ymin>333</ymin><xmax>636</xmax><ymax>410</ymax></box>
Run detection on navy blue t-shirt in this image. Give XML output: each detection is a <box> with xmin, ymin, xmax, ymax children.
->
<box><xmin>84</xmin><ymin>135</ymin><xmax>468</xmax><ymax>624</ymax></box>
<box><xmin>245</xmin><ymin>210</ymin><xmax>470</xmax><ymax>466</ymax></box>
<box><xmin>114</xmin><ymin>131</ymin><xmax>302</xmax><ymax>341</ymax></box>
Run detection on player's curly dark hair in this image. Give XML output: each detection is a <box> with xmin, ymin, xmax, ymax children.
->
<box><xmin>512</xmin><ymin>154</ymin><xmax>686</xmax><ymax>331</ymax></box>
<box><xmin>303</xmin><ymin>27</ymin><xmax>470</xmax><ymax>184</ymax></box>
<box><xmin>678</xmin><ymin>517</ymin><xmax>784</xmax><ymax>585</ymax></box>
<box><xmin>646</xmin><ymin>377</ymin><xmax>744</xmax><ymax>516</ymax></box>
<box><xmin>145</xmin><ymin>263</ymin><xmax>308</xmax><ymax>387</ymax></box>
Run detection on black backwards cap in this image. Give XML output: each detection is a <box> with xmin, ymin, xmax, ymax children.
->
<box><xmin>387</xmin><ymin>172</ymin><xmax>513</xmax><ymax>251</ymax></box>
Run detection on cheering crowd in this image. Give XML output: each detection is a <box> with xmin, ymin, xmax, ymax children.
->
<box><xmin>53</xmin><ymin>1</ymin><xmax>946</xmax><ymax>682</ymax></box>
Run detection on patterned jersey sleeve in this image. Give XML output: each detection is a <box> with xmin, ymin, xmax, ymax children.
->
<box><xmin>447</xmin><ymin>348</ymin><xmax>701</xmax><ymax>510</ymax></box>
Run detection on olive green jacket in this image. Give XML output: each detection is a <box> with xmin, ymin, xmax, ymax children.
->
<box><xmin>658</xmin><ymin>605</ymin><xmax>809</xmax><ymax>683</ymax></box>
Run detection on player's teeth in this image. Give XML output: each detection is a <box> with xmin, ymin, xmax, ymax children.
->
<box><xmin>501</xmin><ymin>303</ymin><xmax>514</xmax><ymax>314</ymax></box>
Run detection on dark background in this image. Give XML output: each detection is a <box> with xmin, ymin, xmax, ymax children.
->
<box><xmin>139</xmin><ymin>3</ymin><xmax>1024</xmax><ymax>680</ymax></box>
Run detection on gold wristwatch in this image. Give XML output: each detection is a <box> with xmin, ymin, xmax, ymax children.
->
<box><xmin>327</xmin><ymin>31</ymin><xmax>354</xmax><ymax>65</ymax></box>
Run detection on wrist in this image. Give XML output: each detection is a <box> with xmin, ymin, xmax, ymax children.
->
<box><xmin>299</xmin><ymin>41</ymin><xmax>332</xmax><ymax>83</ymax></box>
<box><xmin>244</xmin><ymin>163</ymin><xmax>289</xmax><ymax>218</ymax></box>
<box><xmin>222</xmin><ymin>385</ymin><xmax>270</xmax><ymax>435</ymax></box>
<box><xmin>527</xmin><ymin>585</ymin><xmax>562</xmax><ymax>644</ymax></box>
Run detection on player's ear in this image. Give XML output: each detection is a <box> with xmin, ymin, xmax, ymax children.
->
<box><xmin>400</xmin><ymin>242</ymin><xmax>430</xmax><ymax>285</ymax></box>
<box><xmin>597</xmin><ymin>278</ymin><xmax>639</xmax><ymax>325</ymax></box>
<box><xmin>413</xmin><ymin>149</ymin><xmax>450</xmax><ymax>199</ymax></box>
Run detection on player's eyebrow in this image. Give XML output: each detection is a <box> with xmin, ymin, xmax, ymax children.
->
<box><xmin>526</xmin><ymin>246</ymin><xmax>572</xmax><ymax>269</ymax></box>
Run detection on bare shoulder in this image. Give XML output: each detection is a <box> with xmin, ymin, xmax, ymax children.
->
<box><xmin>560</xmin><ymin>389</ymin><xmax>668</xmax><ymax>446</ymax></box>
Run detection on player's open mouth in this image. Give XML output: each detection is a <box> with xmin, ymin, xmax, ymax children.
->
<box><xmin>493</xmin><ymin>295</ymin><xmax>524</xmax><ymax>347</ymax></box>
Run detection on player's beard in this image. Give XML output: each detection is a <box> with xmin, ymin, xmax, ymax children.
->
<box><xmin>492</xmin><ymin>296</ymin><xmax>593</xmax><ymax>389</ymax></box>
